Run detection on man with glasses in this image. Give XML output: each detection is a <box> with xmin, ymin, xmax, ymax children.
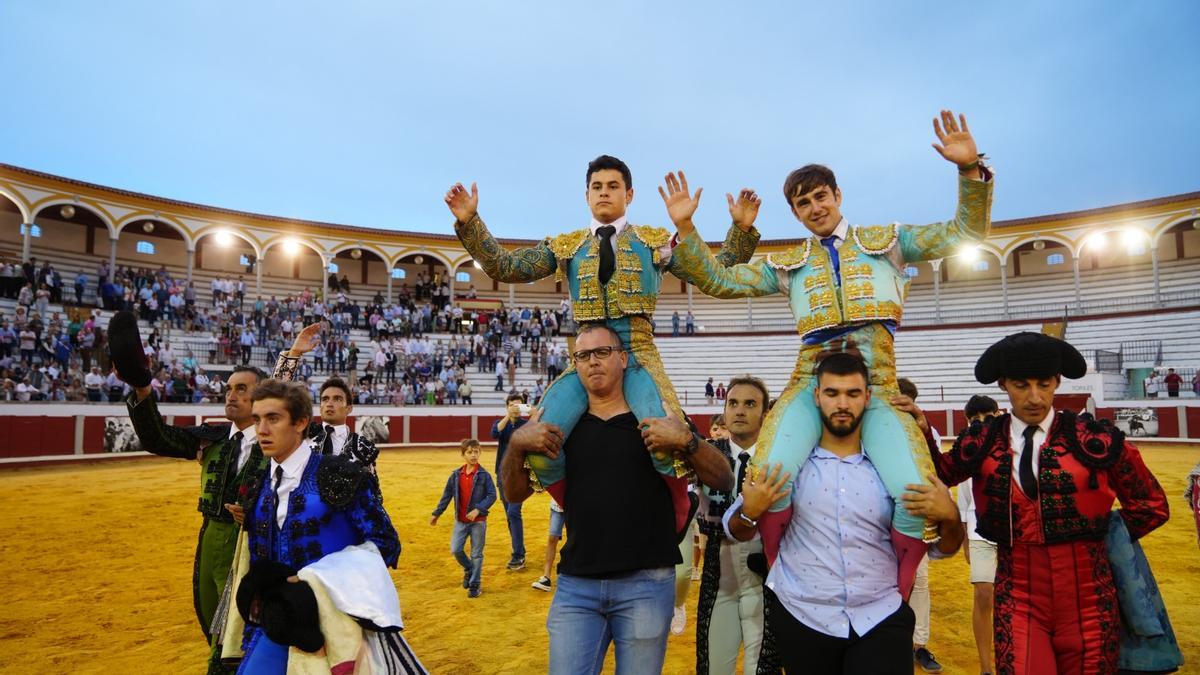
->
<box><xmin>499</xmin><ymin>323</ymin><xmax>733</xmax><ymax>675</ymax></box>
<box><xmin>445</xmin><ymin>154</ymin><xmax>760</xmax><ymax>506</ymax></box>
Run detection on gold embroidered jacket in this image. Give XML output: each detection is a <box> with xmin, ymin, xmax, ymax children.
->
<box><xmin>670</xmin><ymin>175</ymin><xmax>993</xmax><ymax>337</ymax></box>
<box><xmin>453</xmin><ymin>215</ymin><xmax>760</xmax><ymax>322</ymax></box>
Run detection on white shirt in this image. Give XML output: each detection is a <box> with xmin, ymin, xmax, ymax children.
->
<box><xmin>1009</xmin><ymin>409</ymin><xmax>1054</xmax><ymax>497</ymax></box>
<box><xmin>588</xmin><ymin>215</ymin><xmax>675</xmax><ymax>265</ymax></box>
<box><xmin>270</xmin><ymin>440</ymin><xmax>314</xmax><ymax>529</ymax></box>
<box><xmin>324</xmin><ymin>423</ymin><xmax>349</xmax><ymax>456</ymax></box>
<box><xmin>821</xmin><ymin>218</ymin><xmax>850</xmax><ymax>247</ymax></box>
<box><xmin>956</xmin><ymin>477</ymin><xmax>994</xmax><ymax>543</ymax></box>
<box><xmin>229</xmin><ymin>423</ymin><xmax>258</xmax><ymax>472</ymax></box>
<box><xmin>727</xmin><ymin>438</ymin><xmax>760</xmax><ymax>542</ymax></box>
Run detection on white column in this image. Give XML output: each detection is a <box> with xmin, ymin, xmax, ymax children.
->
<box><xmin>21</xmin><ymin>223</ymin><xmax>33</xmax><ymax>262</ymax></box>
<box><xmin>256</xmin><ymin>253</ymin><xmax>264</xmax><ymax>295</ymax></box>
<box><xmin>1150</xmin><ymin>243</ymin><xmax>1161</xmax><ymax>307</ymax></box>
<box><xmin>185</xmin><ymin>247</ymin><xmax>195</xmax><ymax>282</ymax></box>
<box><xmin>930</xmin><ymin>259</ymin><xmax>942</xmax><ymax>322</ymax></box>
<box><xmin>108</xmin><ymin>236</ymin><xmax>118</xmax><ymax>274</ymax></box>
<box><xmin>508</xmin><ymin>283</ymin><xmax>515</xmax><ymax>305</ymax></box>
<box><xmin>746</xmin><ymin>296</ymin><xmax>753</xmax><ymax>330</ymax></box>
<box><xmin>999</xmin><ymin>260</ymin><xmax>1009</xmax><ymax>319</ymax></box>
<box><xmin>386</xmin><ymin>267</ymin><xmax>394</xmax><ymax>303</ymax></box>
<box><xmin>687</xmin><ymin>284</ymin><xmax>694</xmax><ymax>313</ymax></box>
<box><xmin>321</xmin><ymin>255</ymin><xmax>330</xmax><ymax>301</ymax></box>
<box><xmin>1072</xmin><ymin>253</ymin><xmax>1082</xmax><ymax>307</ymax></box>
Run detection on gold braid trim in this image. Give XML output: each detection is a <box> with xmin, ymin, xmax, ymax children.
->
<box><xmin>632</xmin><ymin>224</ymin><xmax>671</xmax><ymax>265</ymax></box>
<box><xmin>766</xmin><ymin>240</ymin><xmax>812</xmax><ymax>270</ymax></box>
<box><xmin>550</xmin><ymin>228</ymin><xmax>590</xmax><ymax>260</ymax></box>
<box><xmin>851</xmin><ymin>223</ymin><xmax>899</xmax><ymax>255</ymax></box>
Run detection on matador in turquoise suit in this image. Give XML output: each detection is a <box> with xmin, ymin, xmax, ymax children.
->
<box><xmin>662</xmin><ymin>111</ymin><xmax>993</xmax><ymax>594</ymax></box>
<box><xmin>444</xmin><ymin>155</ymin><xmax>761</xmax><ymax>504</ymax></box>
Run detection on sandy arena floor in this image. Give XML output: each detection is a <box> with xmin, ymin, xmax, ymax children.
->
<box><xmin>1</xmin><ymin>445</ymin><xmax>1197</xmax><ymax>674</ymax></box>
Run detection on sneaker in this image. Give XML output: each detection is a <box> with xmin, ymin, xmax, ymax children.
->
<box><xmin>914</xmin><ymin>647</ymin><xmax>943</xmax><ymax>673</ymax></box>
<box><xmin>670</xmin><ymin>605</ymin><xmax>687</xmax><ymax>635</ymax></box>
<box><xmin>462</xmin><ymin>570</ymin><xmax>471</xmax><ymax>589</ymax></box>
<box><xmin>468</xmin><ymin>587</ymin><xmax>482</xmax><ymax>598</ymax></box>
<box><xmin>531</xmin><ymin>576</ymin><xmax>552</xmax><ymax>592</ymax></box>
<box><xmin>507</xmin><ymin>557</ymin><xmax>526</xmax><ymax>571</ymax></box>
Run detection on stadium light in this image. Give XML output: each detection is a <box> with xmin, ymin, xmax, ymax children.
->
<box><xmin>215</xmin><ymin>230</ymin><xmax>234</xmax><ymax>247</ymax></box>
<box><xmin>1120</xmin><ymin>229</ymin><xmax>1144</xmax><ymax>249</ymax></box>
<box><xmin>1086</xmin><ymin>232</ymin><xmax>1108</xmax><ymax>252</ymax></box>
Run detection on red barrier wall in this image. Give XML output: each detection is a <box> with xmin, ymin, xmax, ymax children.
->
<box><xmin>410</xmin><ymin>416</ymin><xmax>473</xmax><ymax>443</ymax></box>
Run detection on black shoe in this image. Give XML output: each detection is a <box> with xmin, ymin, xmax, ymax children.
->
<box><xmin>462</xmin><ymin>570</ymin><xmax>471</xmax><ymax>589</ymax></box>
<box><xmin>531</xmin><ymin>576</ymin><xmax>552</xmax><ymax>592</ymax></box>
<box><xmin>506</xmin><ymin>557</ymin><xmax>526</xmax><ymax>571</ymax></box>
<box><xmin>914</xmin><ymin>647</ymin><xmax>943</xmax><ymax>673</ymax></box>
<box><xmin>468</xmin><ymin>587</ymin><xmax>482</xmax><ymax>598</ymax></box>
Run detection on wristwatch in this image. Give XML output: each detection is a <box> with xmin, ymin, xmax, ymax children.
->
<box><xmin>683</xmin><ymin>432</ymin><xmax>700</xmax><ymax>456</ymax></box>
<box><xmin>737</xmin><ymin>508</ymin><xmax>759</xmax><ymax>528</ymax></box>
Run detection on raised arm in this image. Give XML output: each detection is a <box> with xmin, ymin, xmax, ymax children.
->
<box><xmin>670</xmin><ymin>230</ymin><xmax>780</xmax><ymax>299</ymax></box>
<box><xmin>272</xmin><ymin>322</ymin><xmax>323</xmax><ymax>381</ymax></box>
<box><xmin>445</xmin><ymin>182</ymin><xmax>558</xmax><ymax>283</ymax></box>
<box><xmin>899</xmin><ymin>110</ymin><xmax>994</xmax><ymax>262</ymax></box>
<box><xmin>126</xmin><ymin>391</ymin><xmax>203</xmax><ymax>460</ymax></box>
<box><xmin>660</xmin><ymin>173</ymin><xmax>779</xmax><ymax>299</ymax></box>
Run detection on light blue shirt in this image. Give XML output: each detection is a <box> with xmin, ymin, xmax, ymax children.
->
<box><xmin>725</xmin><ymin>446</ymin><xmax>901</xmax><ymax>638</ymax></box>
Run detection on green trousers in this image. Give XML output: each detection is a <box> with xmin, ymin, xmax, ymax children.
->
<box><xmin>195</xmin><ymin>518</ymin><xmax>239</xmax><ymax>637</ymax></box>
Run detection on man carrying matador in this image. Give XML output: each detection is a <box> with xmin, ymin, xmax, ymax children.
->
<box><xmin>661</xmin><ymin>110</ymin><xmax>993</xmax><ymax>593</ymax></box>
<box><xmin>444</xmin><ymin>154</ymin><xmax>761</xmax><ymax>503</ymax></box>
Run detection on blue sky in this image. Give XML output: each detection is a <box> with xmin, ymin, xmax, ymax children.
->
<box><xmin>2</xmin><ymin>1</ymin><xmax>1197</xmax><ymax>240</ymax></box>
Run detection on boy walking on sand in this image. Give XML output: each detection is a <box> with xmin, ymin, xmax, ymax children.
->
<box><xmin>431</xmin><ymin>439</ymin><xmax>497</xmax><ymax>597</ymax></box>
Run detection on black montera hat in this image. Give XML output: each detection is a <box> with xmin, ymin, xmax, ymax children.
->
<box><xmin>236</xmin><ymin>560</ymin><xmax>325</xmax><ymax>653</ymax></box>
<box><xmin>107</xmin><ymin>311</ymin><xmax>153</xmax><ymax>388</ymax></box>
<box><xmin>974</xmin><ymin>331</ymin><xmax>1087</xmax><ymax>384</ymax></box>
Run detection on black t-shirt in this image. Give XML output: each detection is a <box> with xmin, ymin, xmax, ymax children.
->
<box><xmin>558</xmin><ymin>411</ymin><xmax>681</xmax><ymax>577</ymax></box>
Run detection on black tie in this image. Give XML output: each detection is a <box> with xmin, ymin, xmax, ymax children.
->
<box><xmin>1019</xmin><ymin>425</ymin><xmax>1039</xmax><ymax>500</ymax></box>
<box><xmin>272</xmin><ymin>465</ymin><xmax>285</xmax><ymax>531</ymax></box>
<box><xmin>736</xmin><ymin>452</ymin><xmax>751</xmax><ymax>497</ymax></box>
<box><xmin>322</xmin><ymin>425</ymin><xmax>336</xmax><ymax>456</ymax></box>
<box><xmin>596</xmin><ymin>225</ymin><xmax>617</xmax><ymax>285</ymax></box>
<box><xmin>230</xmin><ymin>431</ymin><xmax>244</xmax><ymax>470</ymax></box>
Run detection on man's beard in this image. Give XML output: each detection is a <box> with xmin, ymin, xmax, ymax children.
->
<box><xmin>819</xmin><ymin>408</ymin><xmax>864</xmax><ymax>437</ymax></box>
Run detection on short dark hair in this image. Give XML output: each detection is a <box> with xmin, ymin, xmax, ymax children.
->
<box><xmin>251</xmin><ymin>380</ymin><xmax>312</xmax><ymax>425</ymax></box>
<box><xmin>576</xmin><ymin>322</ymin><xmax>623</xmax><ymax>347</ymax></box>
<box><xmin>586</xmin><ymin>155</ymin><xmax>632</xmax><ymax>190</ymax></box>
<box><xmin>782</xmin><ymin>164</ymin><xmax>837</xmax><ymax>204</ymax></box>
<box><xmin>726</xmin><ymin>375</ymin><xmax>770</xmax><ymax>408</ymax></box>
<box><xmin>897</xmin><ymin>377</ymin><xmax>918</xmax><ymax>400</ymax></box>
<box><xmin>460</xmin><ymin>438</ymin><xmax>481</xmax><ymax>454</ymax></box>
<box><xmin>320</xmin><ymin>377</ymin><xmax>352</xmax><ymax>402</ymax></box>
<box><xmin>231</xmin><ymin>365</ymin><xmax>268</xmax><ymax>383</ymax></box>
<box><xmin>964</xmin><ymin>394</ymin><xmax>1000</xmax><ymax>419</ymax></box>
<box><xmin>505</xmin><ymin>392</ymin><xmax>524</xmax><ymax>404</ymax></box>
<box><xmin>710</xmin><ymin>413</ymin><xmax>726</xmax><ymax>428</ymax></box>
<box><xmin>815</xmin><ymin>352</ymin><xmax>869</xmax><ymax>386</ymax></box>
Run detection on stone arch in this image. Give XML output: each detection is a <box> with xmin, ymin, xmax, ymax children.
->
<box><xmin>0</xmin><ymin>186</ymin><xmax>31</xmax><ymax>222</ymax></box>
<box><xmin>32</xmin><ymin>199</ymin><xmax>117</xmax><ymax>240</ymax></box>
<box><xmin>114</xmin><ymin>212</ymin><xmax>193</xmax><ymax>248</ymax></box>
<box><xmin>194</xmin><ymin>227</ymin><xmax>262</xmax><ymax>257</ymax></box>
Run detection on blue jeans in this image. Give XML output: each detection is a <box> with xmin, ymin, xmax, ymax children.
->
<box><xmin>500</xmin><ymin>493</ymin><xmax>526</xmax><ymax>560</ymax></box>
<box><xmin>451</xmin><ymin>520</ymin><xmax>486</xmax><ymax>590</ymax></box>
<box><xmin>547</xmin><ymin>567</ymin><xmax>675</xmax><ymax>675</ymax></box>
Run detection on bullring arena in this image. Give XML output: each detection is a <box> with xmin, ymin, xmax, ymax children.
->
<box><xmin>1</xmin><ymin>164</ymin><xmax>1199</xmax><ymax>673</ymax></box>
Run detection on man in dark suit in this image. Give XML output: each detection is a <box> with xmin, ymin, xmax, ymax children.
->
<box><xmin>113</xmin><ymin>310</ymin><xmax>269</xmax><ymax>639</ymax></box>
